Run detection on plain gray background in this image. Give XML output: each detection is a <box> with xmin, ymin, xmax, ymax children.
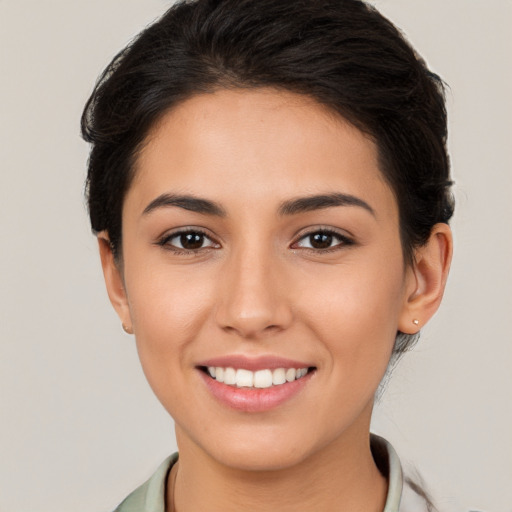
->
<box><xmin>0</xmin><ymin>1</ymin><xmax>511</xmax><ymax>511</ymax></box>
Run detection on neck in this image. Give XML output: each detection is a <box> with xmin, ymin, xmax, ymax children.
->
<box><xmin>169</xmin><ymin>414</ymin><xmax>387</xmax><ymax>512</ymax></box>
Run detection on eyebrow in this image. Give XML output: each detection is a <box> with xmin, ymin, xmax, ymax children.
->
<box><xmin>142</xmin><ymin>192</ymin><xmax>374</xmax><ymax>218</ymax></box>
<box><xmin>278</xmin><ymin>193</ymin><xmax>375</xmax><ymax>217</ymax></box>
<box><xmin>142</xmin><ymin>194</ymin><xmax>227</xmax><ymax>217</ymax></box>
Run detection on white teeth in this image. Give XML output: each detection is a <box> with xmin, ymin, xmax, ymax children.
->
<box><xmin>235</xmin><ymin>369</ymin><xmax>253</xmax><ymax>388</ymax></box>
<box><xmin>206</xmin><ymin>366</ymin><xmax>311</xmax><ymax>388</ymax></box>
<box><xmin>254</xmin><ymin>369</ymin><xmax>273</xmax><ymax>388</ymax></box>
<box><xmin>272</xmin><ymin>368</ymin><xmax>286</xmax><ymax>385</ymax></box>
<box><xmin>285</xmin><ymin>368</ymin><xmax>296</xmax><ymax>382</ymax></box>
<box><xmin>224</xmin><ymin>367</ymin><xmax>236</xmax><ymax>385</ymax></box>
<box><xmin>215</xmin><ymin>367</ymin><xmax>224</xmax><ymax>382</ymax></box>
<box><xmin>297</xmin><ymin>368</ymin><xmax>308</xmax><ymax>378</ymax></box>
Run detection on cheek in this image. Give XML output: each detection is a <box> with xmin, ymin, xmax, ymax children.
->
<box><xmin>296</xmin><ymin>259</ymin><xmax>404</xmax><ymax>373</ymax></box>
<box><xmin>123</xmin><ymin>262</ymin><xmax>216</xmax><ymax>380</ymax></box>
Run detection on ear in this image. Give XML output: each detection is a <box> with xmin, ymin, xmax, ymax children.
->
<box><xmin>97</xmin><ymin>231</ymin><xmax>133</xmax><ymax>334</ymax></box>
<box><xmin>398</xmin><ymin>223</ymin><xmax>453</xmax><ymax>334</ymax></box>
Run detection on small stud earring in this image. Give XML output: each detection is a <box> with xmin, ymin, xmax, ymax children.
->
<box><xmin>122</xmin><ymin>323</ymin><xmax>133</xmax><ymax>334</ymax></box>
<box><xmin>413</xmin><ymin>319</ymin><xmax>419</xmax><ymax>326</ymax></box>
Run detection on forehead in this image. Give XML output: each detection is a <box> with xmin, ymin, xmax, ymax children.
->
<box><xmin>128</xmin><ymin>88</ymin><xmax>396</xmax><ymax>218</ymax></box>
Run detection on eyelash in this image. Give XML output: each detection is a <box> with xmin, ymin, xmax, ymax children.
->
<box><xmin>291</xmin><ymin>229</ymin><xmax>354</xmax><ymax>253</ymax></box>
<box><xmin>156</xmin><ymin>228</ymin><xmax>354</xmax><ymax>255</ymax></box>
<box><xmin>156</xmin><ymin>228</ymin><xmax>220</xmax><ymax>255</ymax></box>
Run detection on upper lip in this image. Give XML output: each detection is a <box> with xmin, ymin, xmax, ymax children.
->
<box><xmin>196</xmin><ymin>355</ymin><xmax>314</xmax><ymax>372</ymax></box>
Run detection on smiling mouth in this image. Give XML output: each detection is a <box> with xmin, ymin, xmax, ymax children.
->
<box><xmin>199</xmin><ymin>366</ymin><xmax>316</xmax><ymax>389</ymax></box>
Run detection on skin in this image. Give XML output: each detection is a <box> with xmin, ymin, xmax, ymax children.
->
<box><xmin>99</xmin><ymin>88</ymin><xmax>452</xmax><ymax>511</ymax></box>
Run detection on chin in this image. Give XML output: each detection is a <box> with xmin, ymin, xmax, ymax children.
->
<box><xmin>210</xmin><ymin>441</ymin><xmax>313</xmax><ymax>472</ymax></box>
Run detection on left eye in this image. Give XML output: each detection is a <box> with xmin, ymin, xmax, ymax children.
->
<box><xmin>294</xmin><ymin>230</ymin><xmax>351</xmax><ymax>250</ymax></box>
<box><xmin>160</xmin><ymin>230</ymin><xmax>219</xmax><ymax>251</ymax></box>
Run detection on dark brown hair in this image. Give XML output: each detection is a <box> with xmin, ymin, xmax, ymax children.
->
<box><xmin>82</xmin><ymin>0</ymin><xmax>453</xmax><ymax>265</ymax></box>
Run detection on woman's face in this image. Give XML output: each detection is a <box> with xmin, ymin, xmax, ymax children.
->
<box><xmin>108</xmin><ymin>88</ymin><xmax>418</xmax><ymax>470</ymax></box>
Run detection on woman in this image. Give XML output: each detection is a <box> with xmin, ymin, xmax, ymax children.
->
<box><xmin>82</xmin><ymin>0</ymin><xmax>454</xmax><ymax>510</ymax></box>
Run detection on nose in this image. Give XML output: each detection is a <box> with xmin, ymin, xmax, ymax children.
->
<box><xmin>215</xmin><ymin>245</ymin><xmax>293</xmax><ymax>339</ymax></box>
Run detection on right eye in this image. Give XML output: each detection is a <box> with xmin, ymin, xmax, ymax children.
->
<box><xmin>157</xmin><ymin>229</ymin><xmax>220</xmax><ymax>253</ymax></box>
<box><xmin>292</xmin><ymin>228</ymin><xmax>354</xmax><ymax>252</ymax></box>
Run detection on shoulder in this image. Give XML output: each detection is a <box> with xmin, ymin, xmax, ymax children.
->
<box><xmin>372</xmin><ymin>435</ymin><xmax>474</xmax><ymax>512</ymax></box>
<box><xmin>112</xmin><ymin>453</ymin><xmax>178</xmax><ymax>512</ymax></box>
<box><xmin>398</xmin><ymin>454</ymin><xmax>479</xmax><ymax>512</ymax></box>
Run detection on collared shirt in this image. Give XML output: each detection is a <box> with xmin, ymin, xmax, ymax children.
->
<box><xmin>113</xmin><ymin>435</ymin><xmax>433</xmax><ymax>512</ymax></box>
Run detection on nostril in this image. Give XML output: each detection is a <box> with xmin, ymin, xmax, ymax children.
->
<box><xmin>215</xmin><ymin>290</ymin><xmax>293</xmax><ymax>338</ymax></box>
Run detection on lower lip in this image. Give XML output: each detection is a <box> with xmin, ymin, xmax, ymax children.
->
<box><xmin>198</xmin><ymin>370</ymin><xmax>313</xmax><ymax>413</ymax></box>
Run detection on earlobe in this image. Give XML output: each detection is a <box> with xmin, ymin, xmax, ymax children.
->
<box><xmin>398</xmin><ymin>223</ymin><xmax>453</xmax><ymax>334</ymax></box>
<box><xmin>97</xmin><ymin>232</ymin><xmax>133</xmax><ymax>333</ymax></box>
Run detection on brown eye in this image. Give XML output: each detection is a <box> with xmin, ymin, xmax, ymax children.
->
<box><xmin>180</xmin><ymin>232</ymin><xmax>205</xmax><ymax>250</ymax></box>
<box><xmin>310</xmin><ymin>232</ymin><xmax>333</xmax><ymax>249</ymax></box>
<box><xmin>159</xmin><ymin>230</ymin><xmax>219</xmax><ymax>252</ymax></box>
<box><xmin>294</xmin><ymin>229</ymin><xmax>353</xmax><ymax>251</ymax></box>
